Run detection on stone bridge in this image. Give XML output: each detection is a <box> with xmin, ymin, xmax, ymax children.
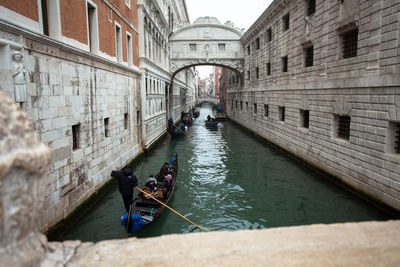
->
<box><xmin>196</xmin><ymin>97</ymin><xmax>218</xmax><ymax>106</ymax></box>
<box><xmin>170</xmin><ymin>17</ymin><xmax>245</xmax><ymax>79</ymax></box>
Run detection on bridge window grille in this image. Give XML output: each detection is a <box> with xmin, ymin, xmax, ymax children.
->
<box><xmin>264</xmin><ymin>104</ymin><xmax>269</xmax><ymax>117</ymax></box>
<box><xmin>218</xmin><ymin>43</ymin><xmax>226</xmax><ymax>51</ymax></box>
<box><xmin>341</xmin><ymin>28</ymin><xmax>358</xmax><ymax>59</ymax></box>
<box><xmin>254</xmin><ymin>103</ymin><xmax>257</xmax><ymax>114</ymax></box>
<box><xmin>189</xmin><ymin>44</ymin><xmax>196</xmax><ymax>51</ymax></box>
<box><xmin>283</xmin><ymin>13</ymin><xmax>290</xmax><ymax>31</ymax></box>
<box><xmin>104</xmin><ymin>118</ymin><xmax>110</xmax><ymax>137</ymax></box>
<box><xmin>300</xmin><ymin>109</ymin><xmax>310</xmax><ymax>128</ymax></box>
<box><xmin>266</xmin><ymin>62</ymin><xmax>271</xmax><ymax>75</ymax></box>
<box><xmin>267</xmin><ymin>28</ymin><xmax>272</xmax><ymax>42</ymax></box>
<box><xmin>72</xmin><ymin>124</ymin><xmax>80</xmax><ymax>150</ymax></box>
<box><xmin>279</xmin><ymin>106</ymin><xmax>285</xmax><ymax>121</ymax></box>
<box><xmin>256</xmin><ymin>38</ymin><xmax>260</xmax><ymax>50</ymax></box>
<box><xmin>282</xmin><ymin>56</ymin><xmax>288</xmax><ymax>72</ymax></box>
<box><xmin>307</xmin><ymin>0</ymin><xmax>316</xmax><ymax>16</ymax></box>
<box><xmin>304</xmin><ymin>46</ymin><xmax>314</xmax><ymax>67</ymax></box>
<box><xmin>256</xmin><ymin>67</ymin><xmax>259</xmax><ymax>79</ymax></box>
<box><xmin>124</xmin><ymin>113</ymin><xmax>128</xmax><ymax>130</ymax></box>
<box><xmin>393</xmin><ymin>123</ymin><xmax>400</xmax><ymax>154</ymax></box>
<box><xmin>337</xmin><ymin>115</ymin><xmax>351</xmax><ymax>140</ymax></box>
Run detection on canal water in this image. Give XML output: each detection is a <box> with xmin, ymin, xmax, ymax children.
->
<box><xmin>57</xmin><ymin>105</ymin><xmax>391</xmax><ymax>242</ymax></box>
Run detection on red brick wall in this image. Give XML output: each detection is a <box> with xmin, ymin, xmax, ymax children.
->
<box><xmin>60</xmin><ymin>0</ymin><xmax>88</xmax><ymax>44</ymax></box>
<box><xmin>0</xmin><ymin>0</ymin><xmax>39</xmax><ymax>21</ymax></box>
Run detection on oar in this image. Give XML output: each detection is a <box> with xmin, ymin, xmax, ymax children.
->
<box><xmin>171</xmin><ymin>122</ymin><xmax>192</xmax><ymax>139</ymax></box>
<box><xmin>135</xmin><ymin>186</ymin><xmax>209</xmax><ymax>231</ymax></box>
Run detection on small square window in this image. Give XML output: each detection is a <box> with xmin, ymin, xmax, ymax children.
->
<box><xmin>266</xmin><ymin>62</ymin><xmax>271</xmax><ymax>75</ymax></box>
<box><xmin>300</xmin><ymin>109</ymin><xmax>310</xmax><ymax>128</ymax></box>
<box><xmin>307</xmin><ymin>0</ymin><xmax>316</xmax><ymax>16</ymax></box>
<box><xmin>264</xmin><ymin>104</ymin><xmax>269</xmax><ymax>117</ymax></box>
<box><xmin>104</xmin><ymin>118</ymin><xmax>110</xmax><ymax>137</ymax></box>
<box><xmin>279</xmin><ymin>106</ymin><xmax>285</xmax><ymax>121</ymax></box>
<box><xmin>283</xmin><ymin>13</ymin><xmax>290</xmax><ymax>31</ymax></box>
<box><xmin>189</xmin><ymin>44</ymin><xmax>196</xmax><ymax>51</ymax></box>
<box><xmin>256</xmin><ymin>38</ymin><xmax>260</xmax><ymax>50</ymax></box>
<box><xmin>72</xmin><ymin>124</ymin><xmax>80</xmax><ymax>150</ymax></box>
<box><xmin>254</xmin><ymin>103</ymin><xmax>257</xmax><ymax>114</ymax></box>
<box><xmin>341</xmin><ymin>28</ymin><xmax>358</xmax><ymax>59</ymax></box>
<box><xmin>267</xmin><ymin>28</ymin><xmax>272</xmax><ymax>42</ymax></box>
<box><xmin>282</xmin><ymin>56</ymin><xmax>288</xmax><ymax>72</ymax></box>
<box><xmin>256</xmin><ymin>67</ymin><xmax>259</xmax><ymax>79</ymax></box>
<box><xmin>218</xmin><ymin>43</ymin><xmax>226</xmax><ymax>51</ymax></box>
<box><xmin>305</xmin><ymin>46</ymin><xmax>314</xmax><ymax>67</ymax></box>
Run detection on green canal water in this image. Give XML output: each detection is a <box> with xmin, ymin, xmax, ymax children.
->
<box><xmin>56</xmin><ymin>106</ymin><xmax>391</xmax><ymax>242</ymax></box>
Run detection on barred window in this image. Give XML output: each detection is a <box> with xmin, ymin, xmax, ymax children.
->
<box><xmin>267</xmin><ymin>28</ymin><xmax>272</xmax><ymax>42</ymax></box>
<box><xmin>124</xmin><ymin>113</ymin><xmax>128</xmax><ymax>129</ymax></box>
<box><xmin>247</xmin><ymin>45</ymin><xmax>250</xmax><ymax>55</ymax></box>
<box><xmin>189</xmin><ymin>44</ymin><xmax>196</xmax><ymax>51</ymax></box>
<box><xmin>256</xmin><ymin>38</ymin><xmax>260</xmax><ymax>50</ymax></box>
<box><xmin>256</xmin><ymin>67</ymin><xmax>259</xmax><ymax>79</ymax></box>
<box><xmin>254</xmin><ymin>103</ymin><xmax>257</xmax><ymax>114</ymax></box>
<box><xmin>266</xmin><ymin>62</ymin><xmax>271</xmax><ymax>75</ymax></box>
<box><xmin>395</xmin><ymin>124</ymin><xmax>400</xmax><ymax>154</ymax></box>
<box><xmin>240</xmin><ymin>101</ymin><xmax>243</xmax><ymax>110</ymax></box>
<box><xmin>304</xmin><ymin>46</ymin><xmax>314</xmax><ymax>67</ymax></box>
<box><xmin>282</xmin><ymin>13</ymin><xmax>290</xmax><ymax>31</ymax></box>
<box><xmin>338</xmin><ymin>116</ymin><xmax>351</xmax><ymax>140</ymax></box>
<box><xmin>341</xmin><ymin>29</ymin><xmax>358</xmax><ymax>59</ymax></box>
<box><xmin>307</xmin><ymin>0</ymin><xmax>316</xmax><ymax>16</ymax></box>
<box><xmin>282</xmin><ymin>56</ymin><xmax>288</xmax><ymax>72</ymax></box>
<box><xmin>264</xmin><ymin>104</ymin><xmax>269</xmax><ymax>117</ymax></box>
<box><xmin>300</xmin><ymin>110</ymin><xmax>310</xmax><ymax>128</ymax></box>
<box><xmin>279</xmin><ymin>106</ymin><xmax>285</xmax><ymax>122</ymax></box>
<box><xmin>247</xmin><ymin>70</ymin><xmax>250</xmax><ymax>80</ymax></box>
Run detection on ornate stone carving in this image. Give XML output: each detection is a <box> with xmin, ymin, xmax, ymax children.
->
<box><xmin>0</xmin><ymin>91</ymin><xmax>51</xmax><ymax>266</ymax></box>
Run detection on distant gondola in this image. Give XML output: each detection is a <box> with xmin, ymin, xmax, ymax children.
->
<box><xmin>193</xmin><ymin>111</ymin><xmax>200</xmax><ymax>118</ymax></box>
<box><xmin>205</xmin><ymin>120</ymin><xmax>218</xmax><ymax>128</ymax></box>
<box><xmin>121</xmin><ymin>154</ymin><xmax>178</xmax><ymax>233</ymax></box>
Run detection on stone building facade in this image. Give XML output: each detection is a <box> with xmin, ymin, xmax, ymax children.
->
<box><xmin>0</xmin><ymin>0</ymin><xmax>139</xmax><ymax>232</ymax></box>
<box><xmin>224</xmin><ymin>0</ymin><xmax>400</xmax><ymax>211</ymax></box>
<box><xmin>137</xmin><ymin>0</ymin><xmax>196</xmax><ymax>148</ymax></box>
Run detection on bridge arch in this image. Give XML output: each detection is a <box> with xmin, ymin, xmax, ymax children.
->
<box><xmin>169</xmin><ymin>17</ymin><xmax>245</xmax><ymax>80</ymax></box>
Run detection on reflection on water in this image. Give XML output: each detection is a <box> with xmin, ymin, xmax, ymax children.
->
<box><xmin>55</xmin><ymin>105</ymin><xmax>391</xmax><ymax>242</ymax></box>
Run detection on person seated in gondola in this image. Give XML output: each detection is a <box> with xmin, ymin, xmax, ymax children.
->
<box><xmin>180</xmin><ymin>122</ymin><xmax>186</xmax><ymax>132</ymax></box>
<box><xmin>159</xmin><ymin>162</ymin><xmax>173</xmax><ymax>184</ymax></box>
<box><xmin>168</xmin><ymin>118</ymin><xmax>174</xmax><ymax>131</ymax></box>
<box><xmin>143</xmin><ymin>176</ymin><xmax>163</xmax><ymax>200</ymax></box>
<box><xmin>207</xmin><ymin>115</ymin><xmax>214</xmax><ymax>122</ymax></box>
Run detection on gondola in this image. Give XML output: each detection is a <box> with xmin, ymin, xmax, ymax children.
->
<box><xmin>121</xmin><ymin>154</ymin><xmax>178</xmax><ymax>233</ymax></box>
<box><xmin>205</xmin><ymin>120</ymin><xmax>218</xmax><ymax>128</ymax></box>
<box><xmin>168</xmin><ymin>128</ymin><xmax>186</xmax><ymax>137</ymax></box>
<box><xmin>193</xmin><ymin>111</ymin><xmax>200</xmax><ymax>118</ymax></box>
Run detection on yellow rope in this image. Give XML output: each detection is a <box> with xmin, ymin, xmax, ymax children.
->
<box><xmin>135</xmin><ymin>186</ymin><xmax>209</xmax><ymax>231</ymax></box>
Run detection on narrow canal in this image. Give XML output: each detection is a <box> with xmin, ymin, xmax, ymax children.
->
<box><xmin>55</xmin><ymin>105</ymin><xmax>391</xmax><ymax>242</ymax></box>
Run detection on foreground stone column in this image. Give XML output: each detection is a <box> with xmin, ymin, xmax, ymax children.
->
<box><xmin>0</xmin><ymin>91</ymin><xmax>51</xmax><ymax>266</ymax></box>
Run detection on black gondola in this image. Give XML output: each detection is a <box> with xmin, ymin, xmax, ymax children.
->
<box><xmin>193</xmin><ymin>111</ymin><xmax>200</xmax><ymax>118</ymax></box>
<box><xmin>205</xmin><ymin>120</ymin><xmax>218</xmax><ymax>128</ymax></box>
<box><xmin>121</xmin><ymin>154</ymin><xmax>178</xmax><ymax>233</ymax></box>
<box><xmin>168</xmin><ymin>129</ymin><xmax>186</xmax><ymax>137</ymax></box>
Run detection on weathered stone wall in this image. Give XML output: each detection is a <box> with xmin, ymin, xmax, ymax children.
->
<box><xmin>227</xmin><ymin>0</ymin><xmax>400</xmax><ymax>211</ymax></box>
<box><xmin>0</xmin><ymin>23</ymin><xmax>142</xmax><ymax>232</ymax></box>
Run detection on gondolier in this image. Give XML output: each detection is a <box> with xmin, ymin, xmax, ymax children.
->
<box><xmin>111</xmin><ymin>167</ymin><xmax>138</xmax><ymax>213</ymax></box>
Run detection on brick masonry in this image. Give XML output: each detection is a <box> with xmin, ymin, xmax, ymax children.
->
<box><xmin>226</xmin><ymin>0</ymin><xmax>400</xmax><ymax>211</ymax></box>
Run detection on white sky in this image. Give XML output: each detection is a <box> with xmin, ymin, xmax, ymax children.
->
<box><xmin>185</xmin><ymin>0</ymin><xmax>274</xmax><ymax>79</ymax></box>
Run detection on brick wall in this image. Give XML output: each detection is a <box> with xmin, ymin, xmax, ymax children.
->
<box><xmin>0</xmin><ymin>0</ymin><xmax>38</xmax><ymax>21</ymax></box>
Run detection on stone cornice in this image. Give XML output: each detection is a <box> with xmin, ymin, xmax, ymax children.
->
<box><xmin>242</xmin><ymin>0</ymin><xmax>296</xmax><ymax>42</ymax></box>
<box><xmin>0</xmin><ymin>19</ymin><xmax>142</xmax><ymax>76</ymax></box>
